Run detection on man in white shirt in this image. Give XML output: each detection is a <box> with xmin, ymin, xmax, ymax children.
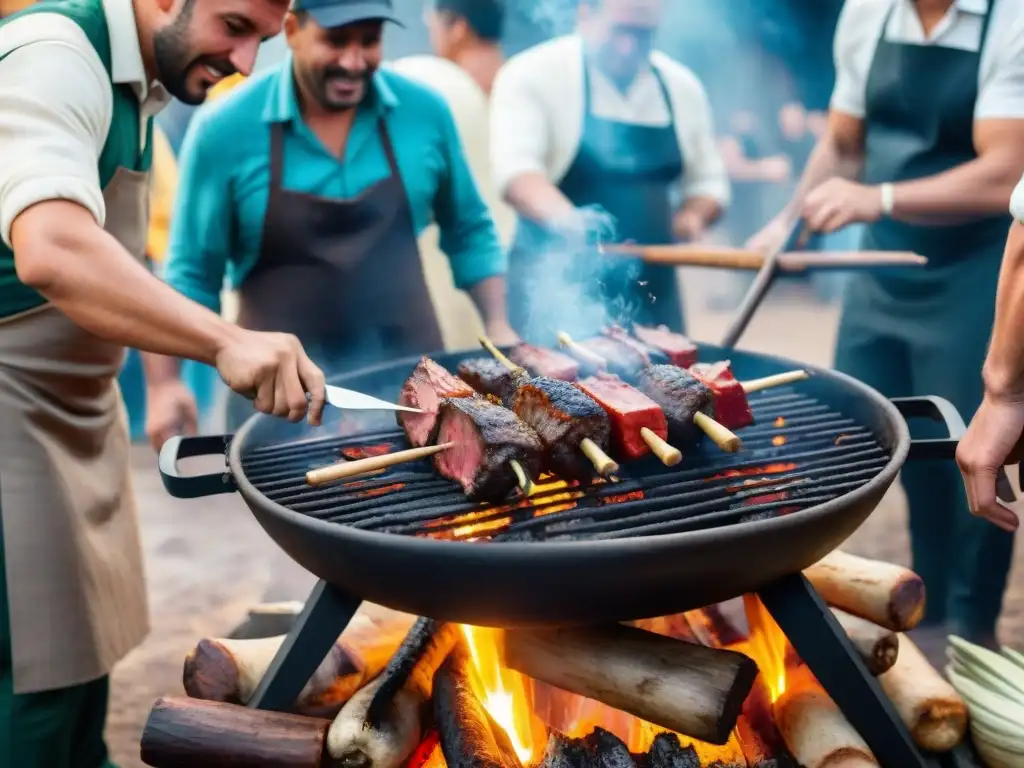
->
<box><xmin>750</xmin><ymin>0</ymin><xmax>1024</xmax><ymax>650</ymax></box>
<box><xmin>490</xmin><ymin>0</ymin><xmax>729</xmax><ymax>345</ymax></box>
<box><xmin>390</xmin><ymin>0</ymin><xmax>513</xmax><ymax>351</ymax></box>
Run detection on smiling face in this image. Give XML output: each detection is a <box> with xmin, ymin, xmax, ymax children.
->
<box><xmin>151</xmin><ymin>0</ymin><xmax>288</xmax><ymax>105</ymax></box>
<box><xmin>286</xmin><ymin>13</ymin><xmax>384</xmax><ymax>112</ymax></box>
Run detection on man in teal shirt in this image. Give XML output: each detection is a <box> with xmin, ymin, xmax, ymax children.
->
<box><xmin>146</xmin><ymin>0</ymin><xmax>518</xmax><ymax>439</ymax></box>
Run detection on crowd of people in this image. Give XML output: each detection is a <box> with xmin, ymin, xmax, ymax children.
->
<box><xmin>1</xmin><ymin>0</ymin><xmax>1024</xmax><ymax>764</ymax></box>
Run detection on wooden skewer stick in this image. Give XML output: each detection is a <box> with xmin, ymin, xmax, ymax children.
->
<box><xmin>741</xmin><ymin>370</ymin><xmax>810</xmax><ymax>394</ymax></box>
<box><xmin>306</xmin><ymin>443</ymin><xmax>456</xmax><ymax>486</ymax></box>
<box><xmin>640</xmin><ymin>427</ymin><xmax>682</xmax><ymax>466</ymax></box>
<box><xmin>481</xmin><ymin>335</ymin><xmax>619</xmax><ymax>478</ymax></box>
<box><xmin>694</xmin><ymin>411</ymin><xmax>742</xmax><ymax>453</ymax></box>
<box><xmin>556</xmin><ymin>331</ymin><xmax>608</xmax><ymax>369</ymax></box>
<box><xmin>509</xmin><ymin>459</ymin><xmax>535</xmax><ymax>496</ymax></box>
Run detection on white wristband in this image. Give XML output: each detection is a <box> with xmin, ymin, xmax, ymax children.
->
<box><xmin>880</xmin><ymin>183</ymin><xmax>895</xmax><ymax>216</ymax></box>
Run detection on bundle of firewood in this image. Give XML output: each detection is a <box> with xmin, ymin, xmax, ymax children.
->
<box><xmin>139</xmin><ymin>551</ymin><xmax>971</xmax><ymax>768</ymax></box>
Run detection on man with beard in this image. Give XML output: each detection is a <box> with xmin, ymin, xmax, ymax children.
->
<box><xmin>0</xmin><ymin>0</ymin><xmax>328</xmax><ymax>762</ymax></box>
<box><xmin>491</xmin><ymin>0</ymin><xmax>729</xmax><ymax>344</ymax></box>
<box><xmin>146</xmin><ymin>0</ymin><xmax>517</xmax><ymax>439</ymax></box>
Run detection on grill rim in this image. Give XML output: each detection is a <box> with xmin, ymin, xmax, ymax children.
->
<box><xmin>227</xmin><ymin>343</ymin><xmax>911</xmax><ymax>557</ymax></box>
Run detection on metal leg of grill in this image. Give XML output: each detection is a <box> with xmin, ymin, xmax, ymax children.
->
<box><xmin>248</xmin><ymin>579</ymin><xmax>362</xmax><ymax>711</ymax></box>
<box><xmin>758</xmin><ymin>573</ymin><xmax>937</xmax><ymax>768</ymax></box>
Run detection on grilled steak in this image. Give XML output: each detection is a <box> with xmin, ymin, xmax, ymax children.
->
<box><xmin>571</xmin><ymin>336</ymin><xmax>648</xmax><ymax>378</ymax></box>
<box><xmin>433</xmin><ymin>397</ymin><xmax>544</xmax><ymax>502</ymax></box>
<box><xmin>635</xmin><ymin>364</ymin><xmax>715</xmax><ymax>445</ymax></box>
<box><xmin>690</xmin><ymin>361</ymin><xmax>753</xmax><ymax>430</ymax></box>
<box><xmin>398</xmin><ymin>358</ymin><xmax>476</xmax><ymax>447</ymax></box>
<box><xmin>633</xmin><ymin>325</ymin><xmax>698</xmax><ymax>368</ymax></box>
<box><xmin>511</xmin><ymin>376</ymin><xmax>610</xmax><ymax>481</ymax></box>
<box><xmin>509</xmin><ymin>344</ymin><xmax>580</xmax><ymax>381</ymax></box>
<box><xmin>456</xmin><ymin>358</ymin><xmax>528</xmax><ymax>406</ymax></box>
<box><xmin>576</xmin><ymin>373</ymin><xmax>668</xmax><ymax>460</ymax></box>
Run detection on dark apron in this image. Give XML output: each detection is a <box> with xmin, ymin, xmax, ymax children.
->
<box><xmin>507</xmin><ymin>57</ymin><xmax>686</xmax><ymax>346</ymax></box>
<box><xmin>835</xmin><ymin>1</ymin><xmax>1014</xmax><ymax>639</ymax></box>
<box><xmin>228</xmin><ymin>120</ymin><xmax>442</xmax><ymax>429</ymax></box>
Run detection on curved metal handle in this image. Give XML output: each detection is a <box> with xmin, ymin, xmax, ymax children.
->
<box><xmin>890</xmin><ymin>396</ymin><xmax>965</xmax><ymax>460</ymax></box>
<box><xmin>158</xmin><ymin>434</ymin><xmax>237</xmax><ymax>499</ymax></box>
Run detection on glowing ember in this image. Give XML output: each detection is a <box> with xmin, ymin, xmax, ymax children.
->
<box><xmin>773</xmin><ymin>417</ymin><xmax>786</xmax><ymax>428</ymax></box>
<box><xmin>341</xmin><ymin>443</ymin><xmax>393</xmax><ymax>460</ymax></box>
<box><xmin>743</xmin><ymin>595</ymin><xmax>789</xmax><ymax>702</ymax></box>
<box><xmin>354</xmin><ymin>482</ymin><xmax>406</xmax><ymax>498</ymax></box>
<box><xmin>600</xmin><ymin>490</ymin><xmax>645</xmax><ymax>505</ymax></box>
<box><xmin>771</xmin><ymin>435</ymin><xmax>787</xmax><ymax>446</ymax></box>
<box><xmin>708</xmin><ymin>462</ymin><xmax>798</xmax><ymax>481</ymax></box>
<box><xmin>460</xmin><ymin>626</ymin><xmax>543</xmax><ymax>763</ymax></box>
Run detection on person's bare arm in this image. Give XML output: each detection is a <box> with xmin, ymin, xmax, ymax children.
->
<box><xmin>780</xmin><ymin>111</ymin><xmax>865</xmax><ymax>221</ymax></box>
<box><xmin>890</xmin><ymin>119</ymin><xmax>1024</xmax><ymax>219</ymax></box>
<box><xmin>982</xmin><ymin>221</ymin><xmax>1024</xmax><ymax>397</ymax></box>
<box><xmin>503</xmin><ymin>173</ymin><xmax>578</xmax><ymax>225</ymax></box>
<box><xmin>13</xmin><ymin>201</ymin><xmax>243</xmax><ymax>364</ymax></box>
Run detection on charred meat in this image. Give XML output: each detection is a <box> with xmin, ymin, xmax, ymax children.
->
<box><xmin>398</xmin><ymin>358</ymin><xmax>476</xmax><ymax>447</ymax></box>
<box><xmin>633</xmin><ymin>325</ymin><xmax>698</xmax><ymax>368</ymax></box>
<box><xmin>511</xmin><ymin>377</ymin><xmax>611</xmax><ymax>482</ymax></box>
<box><xmin>690</xmin><ymin>362</ymin><xmax>753</xmax><ymax>430</ymax></box>
<box><xmin>602</xmin><ymin>326</ymin><xmax>669</xmax><ymax>365</ymax></box>
<box><xmin>456</xmin><ymin>358</ymin><xmax>528</xmax><ymax>407</ymax></box>
<box><xmin>564</xmin><ymin>336</ymin><xmax>648</xmax><ymax>378</ymax></box>
<box><xmin>509</xmin><ymin>344</ymin><xmax>580</xmax><ymax>381</ymax></box>
<box><xmin>576</xmin><ymin>373</ymin><xmax>668</xmax><ymax>460</ymax></box>
<box><xmin>636</xmin><ymin>365</ymin><xmax>715</xmax><ymax>445</ymax></box>
<box><xmin>434</xmin><ymin>397</ymin><xmax>544</xmax><ymax>502</ymax></box>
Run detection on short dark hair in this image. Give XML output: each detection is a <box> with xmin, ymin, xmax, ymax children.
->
<box><xmin>435</xmin><ymin>0</ymin><xmax>505</xmax><ymax>42</ymax></box>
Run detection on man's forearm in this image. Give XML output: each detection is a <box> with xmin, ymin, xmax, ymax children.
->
<box><xmin>504</xmin><ymin>173</ymin><xmax>577</xmax><ymax>225</ymax></box>
<box><xmin>982</xmin><ymin>221</ymin><xmax>1024</xmax><ymax>399</ymax></box>
<box><xmin>467</xmin><ymin>275</ymin><xmax>509</xmax><ymax>326</ymax></box>
<box><xmin>891</xmin><ymin>154</ymin><xmax>1021</xmax><ymax>221</ymax></box>
<box><xmin>679</xmin><ymin>196</ymin><xmax>723</xmax><ymax>228</ymax></box>
<box><xmin>13</xmin><ymin>202</ymin><xmax>242</xmax><ymax>365</ymax></box>
<box><xmin>782</xmin><ymin>133</ymin><xmax>863</xmax><ymax>220</ymax></box>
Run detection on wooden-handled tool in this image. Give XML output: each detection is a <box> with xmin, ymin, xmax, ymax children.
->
<box><xmin>306</xmin><ymin>443</ymin><xmax>456</xmax><ymax>486</ymax></box>
<box><xmin>601</xmin><ymin>243</ymin><xmax>927</xmax><ymax>272</ymax></box>
<box><xmin>480</xmin><ymin>336</ymin><xmax>620</xmax><ymax>478</ymax></box>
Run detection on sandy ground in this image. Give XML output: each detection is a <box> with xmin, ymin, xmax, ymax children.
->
<box><xmin>106</xmin><ymin>269</ymin><xmax>1024</xmax><ymax>766</ymax></box>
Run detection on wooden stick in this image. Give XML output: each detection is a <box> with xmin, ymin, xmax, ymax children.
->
<box><xmin>601</xmin><ymin>243</ymin><xmax>926</xmax><ymax>272</ymax></box>
<box><xmin>580</xmin><ymin>436</ymin><xmax>619</xmax><ymax>476</ymax></box>
<box><xmin>831</xmin><ymin>609</ymin><xmax>899</xmax><ymax>677</ymax></box>
<box><xmin>306</xmin><ymin>442</ymin><xmax>455</xmax><ymax>485</ymax></box>
<box><xmin>140</xmin><ymin>697</ymin><xmax>331</xmax><ymax>768</ymax></box>
<box><xmin>878</xmin><ymin>634</ymin><xmax>967</xmax><ymax>752</ymax></box>
<box><xmin>640</xmin><ymin>427</ymin><xmax>682</xmax><ymax>465</ymax></box>
<box><xmin>509</xmin><ymin>459</ymin><xmax>535</xmax><ymax>496</ymax></box>
<box><xmin>693</xmin><ymin>411</ymin><xmax>742</xmax><ymax>452</ymax></box>
<box><xmin>741</xmin><ymin>370</ymin><xmax>810</xmax><ymax>394</ymax></box>
<box><xmin>479</xmin><ymin>335</ymin><xmax>523</xmax><ymax>372</ymax></box>
<box><xmin>735</xmin><ymin>673</ymin><xmax>795</xmax><ymax>768</ymax></box>
<box><xmin>433</xmin><ymin>642</ymin><xmax>524</xmax><ymax>768</ymax></box>
<box><xmin>774</xmin><ymin>672</ymin><xmax>879</xmax><ymax>768</ymax></box>
<box><xmin>556</xmin><ymin>331</ymin><xmax>608</xmax><ymax>370</ymax></box>
<box><xmin>502</xmin><ymin>623</ymin><xmax>758</xmax><ymax>745</ymax></box>
<box><xmin>803</xmin><ymin>551</ymin><xmax>926</xmax><ymax>631</ymax></box>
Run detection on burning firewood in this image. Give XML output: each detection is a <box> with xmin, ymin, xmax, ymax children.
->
<box><xmin>502</xmin><ymin>624</ymin><xmax>758</xmax><ymax>745</ymax></box>
<box><xmin>639</xmin><ymin>732</ymin><xmax>700</xmax><ymax>768</ymax></box>
<box><xmin>773</xmin><ymin>670</ymin><xmax>879</xmax><ymax>768</ymax></box>
<box><xmin>878</xmin><ymin>633</ymin><xmax>967</xmax><ymax>752</ymax></box>
<box><xmin>140</xmin><ymin>696</ymin><xmax>333</xmax><ymax>768</ymax></box>
<box><xmin>735</xmin><ymin>674</ymin><xmax>797</xmax><ymax>768</ymax></box>
<box><xmin>829</xmin><ymin>609</ymin><xmax>899</xmax><ymax>677</ymax></box>
<box><xmin>182</xmin><ymin>610</ymin><xmax>414</xmax><ymax>716</ymax></box>
<box><xmin>326</xmin><ymin>619</ymin><xmax>458</xmax><ymax>768</ymax></box>
<box><xmin>433</xmin><ymin>642</ymin><xmax>524</xmax><ymax>768</ymax></box>
<box><xmin>803</xmin><ymin>550</ymin><xmax>926</xmax><ymax>632</ymax></box>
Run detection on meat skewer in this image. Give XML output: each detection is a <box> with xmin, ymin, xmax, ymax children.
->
<box><xmin>508</xmin><ymin>343</ymin><xmax>580</xmax><ymax>380</ymax></box>
<box><xmin>575</xmin><ymin>373</ymin><xmax>682</xmax><ymax>466</ymax></box>
<box><xmin>480</xmin><ymin>337</ymin><xmax>620</xmax><ymax>479</ymax></box>
<box><xmin>558</xmin><ymin>332</ymin><xmax>742</xmax><ymax>453</ymax></box>
<box><xmin>306</xmin><ymin>443</ymin><xmax>457</xmax><ymax>486</ymax></box>
<box><xmin>690</xmin><ymin>361</ymin><xmax>809</xmax><ymax>430</ymax></box>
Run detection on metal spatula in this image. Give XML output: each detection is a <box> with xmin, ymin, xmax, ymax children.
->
<box><xmin>323</xmin><ymin>384</ymin><xmax>422</xmax><ymax>413</ymax></box>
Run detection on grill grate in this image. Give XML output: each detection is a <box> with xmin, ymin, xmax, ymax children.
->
<box><xmin>241</xmin><ymin>387</ymin><xmax>891</xmax><ymax>542</ymax></box>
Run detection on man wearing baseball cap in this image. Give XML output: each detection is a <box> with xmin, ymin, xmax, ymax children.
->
<box><xmin>147</xmin><ymin>0</ymin><xmax>518</xmax><ymax>441</ymax></box>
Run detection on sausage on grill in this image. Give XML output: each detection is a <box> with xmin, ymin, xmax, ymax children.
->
<box><xmin>398</xmin><ymin>358</ymin><xmax>476</xmax><ymax>447</ymax></box>
<box><xmin>456</xmin><ymin>358</ymin><xmax>529</xmax><ymax>408</ymax></box>
<box><xmin>433</xmin><ymin>397</ymin><xmax>544</xmax><ymax>502</ymax></box>
<box><xmin>511</xmin><ymin>376</ymin><xmax>611</xmax><ymax>482</ymax></box>
<box><xmin>509</xmin><ymin>344</ymin><xmax>580</xmax><ymax>381</ymax></box>
<box><xmin>635</xmin><ymin>364</ymin><xmax>715</xmax><ymax>445</ymax></box>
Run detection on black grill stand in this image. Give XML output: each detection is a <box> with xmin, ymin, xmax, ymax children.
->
<box><xmin>246</xmin><ymin>573</ymin><xmax>981</xmax><ymax>768</ymax></box>
<box><xmin>247</xmin><ymin>245</ymin><xmax>985</xmax><ymax>767</ymax></box>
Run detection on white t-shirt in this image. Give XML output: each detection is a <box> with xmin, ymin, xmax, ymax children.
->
<box><xmin>490</xmin><ymin>34</ymin><xmax>730</xmax><ymax>207</ymax></box>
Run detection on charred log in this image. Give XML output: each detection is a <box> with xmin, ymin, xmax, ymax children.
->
<box><xmin>640</xmin><ymin>733</ymin><xmax>700</xmax><ymax>768</ymax></box>
<box><xmin>433</xmin><ymin>643</ymin><xmax>523</xmax><ymax>768</ymax></box>
<box><xmin>539</xmin><ymin>731</ymin><xmax>597</xmax><ymax>768</ymax></box>
<box><xmin>830</xmin><ymin>609</ymin><xmax>899</xmax><ymax>677</ymax></box>
<box><xmin>503</xmin><ymin>624</ymin><xmax>758</xmax><ymax>745</ymax></box>
<box><xmin>582</xmin><ymin>728</ymin><xmax>637</xmax><ymax>768</ymax></box>
<box><xmin>140</xmin><ymin>697</ymin><xmax>331</xmax><ymax>768</ymax></box>
<box><xmin>735</xmin><ymin>674</ymin><xmax>797</xmax><ymax>768</ymax></box>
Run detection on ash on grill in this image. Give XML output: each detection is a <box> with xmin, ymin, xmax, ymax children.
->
<box><xmin>140</xmin><ymin>551</ymin><xmax>978</xmax><ymax>768</ymax></box>
<box><xmin>241</xmin><ymin>385</ymin><xmax>885</xmax><ymax>544</ymax></box>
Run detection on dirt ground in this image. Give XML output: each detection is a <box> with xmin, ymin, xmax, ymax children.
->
<box><xmin>105</xmin><ymin>269</ymin><xmax>1024</xmax><ymax>766</ymax></box>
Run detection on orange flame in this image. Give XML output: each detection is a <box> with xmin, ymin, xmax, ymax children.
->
<box><xmin>771</xmin><ymin>435</ymin><xmax>787</xmax><ymax>446</ymax></box>
<box><xmin>743</xmin><ymin>595</ymin><xmax>789</xmax><ymax>702</ymax></box>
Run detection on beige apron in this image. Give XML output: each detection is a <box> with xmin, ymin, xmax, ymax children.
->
<box><xmin>0</xmin><ymin>167</ymin><xmax>151</xmax><ymax>694</ymax></box>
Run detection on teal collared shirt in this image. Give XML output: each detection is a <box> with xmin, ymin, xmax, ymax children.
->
<box><xmin>163</xmin><ymin>57</ymin><xmax>505</xmax><ymax>313</ymax></box>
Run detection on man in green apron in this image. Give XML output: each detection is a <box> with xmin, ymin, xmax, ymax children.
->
<box><xmin>0</xmin><ymin>0</ymin><xmax>325</xmax><ymax>763</ymax></box>
<box><xmin>749</xmin><ymin>0</ymin><xmax>1024</xmax><ymax>650</ymax></box>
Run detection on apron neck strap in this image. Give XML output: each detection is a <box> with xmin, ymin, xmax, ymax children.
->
<box><xmin>580</xmin><ymin>48</ymin><xmax>677</xmax><ymax>122</ymax></box>
<box><xmin>268</xmin><ymin>115</ymin><xmax>402</xmax><ymax>186</ymax></box>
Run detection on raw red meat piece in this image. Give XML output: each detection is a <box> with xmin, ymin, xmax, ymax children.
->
<box><xmin>509</xmin><ymin>344</ymin><xmax>579</xmax><ymax>380</ymax></box>
<box><xmin>633</xmin><ymin>324</ymin><xmax>698</xmax><ymax>368</ymax></box>
<box><xmin>397</xmin><ymin>358</ymin><xmax>476</xmax><ymax>447</ymax></box>
<box><xmin>576</xmin><ymin>373</ymin><xmax>668</xmax><ymax>460</ymax></box>
<box><xmin>690</xmin><ymin>361</ymin><xmax>753</xmax><ymax>430</ymax></box>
